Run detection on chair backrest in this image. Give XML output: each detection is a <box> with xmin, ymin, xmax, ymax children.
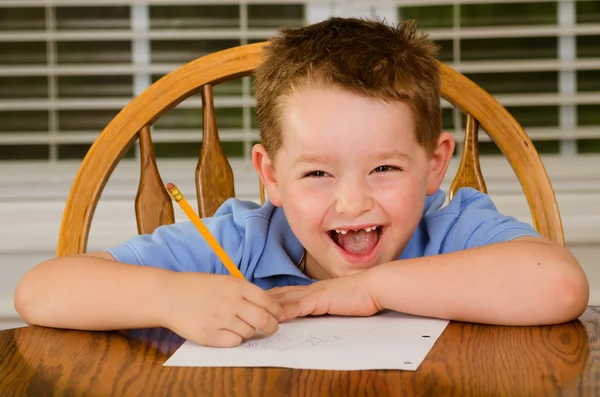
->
<box><xmin>57</xmin><ymin>42</ymin><xmax>563</xmax><ymax>256</ymax></box>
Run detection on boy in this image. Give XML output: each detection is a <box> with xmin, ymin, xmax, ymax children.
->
<box><xmin>15</xmin><ymin>17</ymin><xmax>589</xmax><ymax>348</ymax></box>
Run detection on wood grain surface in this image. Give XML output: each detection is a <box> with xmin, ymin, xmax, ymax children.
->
<box><xmin>1</xmin><ymin>308</ymin><xmax>598</xmax><ymax>396</ymax></box>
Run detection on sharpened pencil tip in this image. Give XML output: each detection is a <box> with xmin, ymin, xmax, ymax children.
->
<box><xmin>166</xmin><ymin>182</ymin><xmax>175</xmax><ymax>190</ymax></box>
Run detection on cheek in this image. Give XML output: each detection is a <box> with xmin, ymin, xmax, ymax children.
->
<box><xmin>281</xmin><ymin>182</ymin><xmax>331</xmax><ymax>224</ymax></box>
<box><xmin>284</xmin><ymin>180</ymin><xmax>332</xmax><ymax>204</ymax></box>
<box><xmin>374</xmin><ymin>176</ymin><xmax>427</xmax><ymax>218</ymax></box>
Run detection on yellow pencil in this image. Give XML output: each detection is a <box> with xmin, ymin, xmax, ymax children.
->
<box><xmin>166</xmin><ymin>182</ymin><xmax>246</xmax><ymax>280</ymax></box>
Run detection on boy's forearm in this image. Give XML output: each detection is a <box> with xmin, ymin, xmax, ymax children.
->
<box><xmin>15</xmin><ymin>253</ymin><xmax>172</xmax><ymax>330</ymax></box>
<box><xmin>366</xmin><ymin>237</ymin><xmax>589</xmax><ymax>326</ymax></box>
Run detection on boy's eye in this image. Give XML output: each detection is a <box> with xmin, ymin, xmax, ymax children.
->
<box><xmin>372</xmin><ymin>165</ymin><xmax>400</xmax><ymax>173</ymax></box>
<box><xmin>304</xmin><ymin>170</ymin><xmax>329</xmax><ymax>178</ymax></box>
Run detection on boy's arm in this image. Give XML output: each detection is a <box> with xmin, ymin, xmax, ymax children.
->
<box><xmin>16</xmin><ymin>251</ymin><xmax>285</xmax><ymax>347</ymax></box>
<box><xmin>14</xmin><ymin>252</ymin><xmax>173</xmax><ymax>330</ymax></box>
<box><xmin>368</xmin><ymin>236</ymin><xmax>589</xmax><ymax>325</ymax></box>
<box><xmin>15</xmin><ymin>218</ymin><xmax>229</xmax><ymax>331</ymax></box>
<box><xmin>270</xmin><ymin>236</ymin><xmax>588</xmax><ymax>326</ymax></box>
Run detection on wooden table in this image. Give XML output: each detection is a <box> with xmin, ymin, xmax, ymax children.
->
<box><xmin>1</xmin><ymin>308</ymin><xmax>599</xmax><ymax>396</ymax></box>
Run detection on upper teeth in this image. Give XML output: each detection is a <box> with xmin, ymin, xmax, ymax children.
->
<box><xmin>334</xmin><ymin>226</ymin><xmax>378</xmax><ymax>234</ymax></box>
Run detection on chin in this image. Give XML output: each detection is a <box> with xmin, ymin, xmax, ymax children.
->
<box><xmin>329</xmin><ymin>257</ymin><xmax>384</xmax><ymax>278</ymax></box>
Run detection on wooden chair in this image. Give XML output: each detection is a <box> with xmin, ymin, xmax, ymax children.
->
<box><xmin>57</xmin><ymin>42</ymin><xmax>564</xmax><ymax>256</ymax></box>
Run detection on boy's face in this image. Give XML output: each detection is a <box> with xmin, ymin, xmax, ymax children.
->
<box><xmin>253</xmin><ymin>84</ymin><xmax>454</xmax><ymax>280</ymax></box>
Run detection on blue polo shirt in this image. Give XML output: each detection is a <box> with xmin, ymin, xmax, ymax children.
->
<box><xmin>107</xmin><ymin>187</ymin><xmax>540</xmax><ymax>289</ymax></box>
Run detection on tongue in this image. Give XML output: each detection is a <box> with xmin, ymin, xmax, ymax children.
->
<box><xmin>335</xmin><ymin>229</ymin><xmax>378</xmax><ymax>255</ymax></box>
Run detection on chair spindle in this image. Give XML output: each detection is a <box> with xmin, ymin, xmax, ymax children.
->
<box><xmin>135</xmin><ymin>124</ymin><xmax>175</xmax><ymax>234</ymax></box>
<box><xmin>449</xmin><ymin>114</ymin><xmax>487</xmax><ymax>200</ymax></box>
<box><xmin>196</xmin><ymin>84</ymin><xmax>235</xmax><ymax>218</ymax></box>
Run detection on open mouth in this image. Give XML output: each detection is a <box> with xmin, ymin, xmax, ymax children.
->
<box><xmin>328</xmin><ymin>225</ymin><xmax>384</xmax><ymax>259</ymax></box>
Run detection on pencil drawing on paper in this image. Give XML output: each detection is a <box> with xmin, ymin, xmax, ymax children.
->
<box><xmin>164</xmin><ymin>311</ymin><xmax>452</xmax><ymax>370</ymax></box>
<box><xmin>241</xmin><ymin>333</ymin><xmax>341</xmax><ymax>351</ymax></box>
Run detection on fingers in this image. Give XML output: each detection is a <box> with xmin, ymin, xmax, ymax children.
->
<box><xmin>269</xmin><ymin>288</ymin><xmax>312</xmax><ymax>307</ymax></box>
<box><xmin>267</xmin><ymin>286</ymin><xmax>321</xmax><ymax>321</ymax></box>
<box><xmin>280</xmin><ymin>303</ymin><xmax>301</xmax><ymax>322</ymax></box>
<box><xmin>242</xmin><ymin>285</ymin><xmax>284</xmax><ymax>321</ymax></box>
<box><xmin>211</xmin><ymin>329</ymin><xmax>244</xmax><ymax>348</ymax></box>
<box><xmin>283</xmin><ymin>298</ymin><xmax>315</xmax><ymax>321</ymax></box>
<box><xmin>222</xmin><ymin>315</ymin><xmax>256</xmax><ymax>339</ymax></box>
<box><xmin>208</xmin><ymin>317</ymin><xmax>258</xmax><ymax>348</ymax></box>
<box><xmin>237</xmin><ymin>300</ymin><xmax>280</xmax><ymax>335</ymax></box>
<box><xmin>202</xmin><ymin>307</ymin><xmax>275</xmax><ymax>348</ymax></box>
<box><xmin>266</xmin><ymin>285</ymin><xmax>306</xmax><ymax>296</ymax></box>
<box><xmin>280</xmin><ymin>294</ymin><xmax>322</xmax><ymax>321</ymax></box>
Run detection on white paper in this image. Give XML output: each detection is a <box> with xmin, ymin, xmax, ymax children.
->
<box><xmin>164</xmin><ymin>311</ymin><xmax>449</xmax><ymax>371</ymax></box>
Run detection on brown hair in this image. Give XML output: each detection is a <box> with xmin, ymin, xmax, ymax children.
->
<box><xmin>254</xmin><ymin>17</ymin><xmax>441</xmax><ymax>159</ymax></box>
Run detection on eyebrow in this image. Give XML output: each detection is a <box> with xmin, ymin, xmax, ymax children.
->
<box><xmin>372</xmin><ymin>150</ymin><xmax>412</xmax><ymax>162</ymax></box>
<box><xmin>293</xmin><ymin>154</ymin><xmax>332</xmax><ymax>166</ymax></box>
<box><xmin>293</xmin><ymin>150</ymin><xmax>411</xmax><ymax>167</ymax></box>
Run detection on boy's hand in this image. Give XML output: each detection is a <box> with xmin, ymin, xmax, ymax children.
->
<box><xmin>267</xmin><ymin>274</ymin><xmax>382</xmax><ymax>321</ymax></box>
<box><xmin>159</xmin><ymin>273</ymin><xmax>284</xmax><ymax>347</ymax></box>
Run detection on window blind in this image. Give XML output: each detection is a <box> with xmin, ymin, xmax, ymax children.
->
<box><xmin>0</xmin><ymin>0</ymin><xmax>598</xmax><ymax>161</ymax></box>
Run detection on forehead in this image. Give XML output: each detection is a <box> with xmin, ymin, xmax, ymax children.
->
<box><xmin>278</xmin><ymin>84</ymin><xmax>417</xmax><ymax>152</ymax></box>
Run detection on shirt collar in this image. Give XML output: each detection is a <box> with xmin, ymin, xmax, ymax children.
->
<box><xmin>251</xmin><ymin>203</ymin><xmax>310</xmax><ymax>280</ymax></box>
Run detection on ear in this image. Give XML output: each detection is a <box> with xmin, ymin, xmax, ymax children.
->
<box><xmin>251</xmin><ymin>144</ymin><xmax>283</xmax><ymax>206</ymax></box>
<box><xmin>426</xmin><ymin>132</ymin><xmax>455</xmax><ymax>195</ymax></box>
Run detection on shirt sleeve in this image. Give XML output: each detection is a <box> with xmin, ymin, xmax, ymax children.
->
<box><xmin>105</xmin><ymin>214</ymin><xmax>244</xmax><ymax>274</ymax></box>
<box><xmin>429</xmin><ymin>188</ymin><xmax>542</xmax><ymax>254</ymax></box>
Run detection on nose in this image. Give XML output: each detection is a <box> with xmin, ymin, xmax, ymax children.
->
<box><xmin>334</xmin><ymin>178</ymin><xmax>375</xmax><ymax>217</ymax></box>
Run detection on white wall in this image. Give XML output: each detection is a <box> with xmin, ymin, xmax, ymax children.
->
<box><xmin>1</xmin><ymin>155</ymin><xmax>599</xmax><ymax>330</ymax></box>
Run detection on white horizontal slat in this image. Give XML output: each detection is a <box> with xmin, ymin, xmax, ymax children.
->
<box><xmin>0</xmin><ymin>96</ymin><xmax>256</xmax><ymax>111</ymax></box>
<box><xmin>451</xmin><ymin>58</ymin><xmax>600</xmax><ymax>74</ymax></box>
<box><xmin>0</xmin><ymin>0</ymin><xmax>576</xmax><ymax>8</ymax></box>
<box><xmin>1</xmin><ymin>127</ymin><xmax>600</xmax><ymax>146</ymax></box>
<box><xmin>440</xmin><ymin>92</ymin><xmax>600</xmax><ymax>108</ymax></box>
<box><xmin>0</xmin><ymin>59</ymin><xmax>599</xmax><ymax>78</ymax></box>
<box><xmin>3</xmin><ymin>92</ymin><xmax>599</xmax><ymax>112</ymax></box>
<box><xmin>0</xmin><ymin>64</ymin><xmax>181</xmax><ymax>76</ymax></box>
<box><xmin>428</xmin><ymin>24</ymin><xmax>600</xmax><ymax>40</ymax></box>
<box><xmin>1</xmin><ymin>24</ymin><xmax>599</xmax><ymax>42</ymax></box>
<box><xmin>452</xmin><ymin>126</ymin><xmax>600</xmax><ymax>142</ymax></box>
<box><xmin>0</xmin><ymin>0</ymin><xmax>306</xmax><ymax>6</ymax></box>
<box><xmin>0</xmin><ymin>130</ymin><xmax>257</xmax><ymax>145</ymax></box>
<box><xmin>391</xmin><ymin>0</ymin><xmax>586</xmax><ymax>5</ymax></box>
<box><xmin>472</xmin><ymin>92</ymin><xmax>600</xmax><ymax>107</ymax></box>
<box><xmin>0</xmin><ymin>29</ymin><xmax>277</xmax><ymax>42</ymax></box>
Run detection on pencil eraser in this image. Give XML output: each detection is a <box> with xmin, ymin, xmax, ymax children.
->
<box><xmin>166</xmin><ymin>183</ymin><xmax>175</xmax><ymax>190</ymax></box>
